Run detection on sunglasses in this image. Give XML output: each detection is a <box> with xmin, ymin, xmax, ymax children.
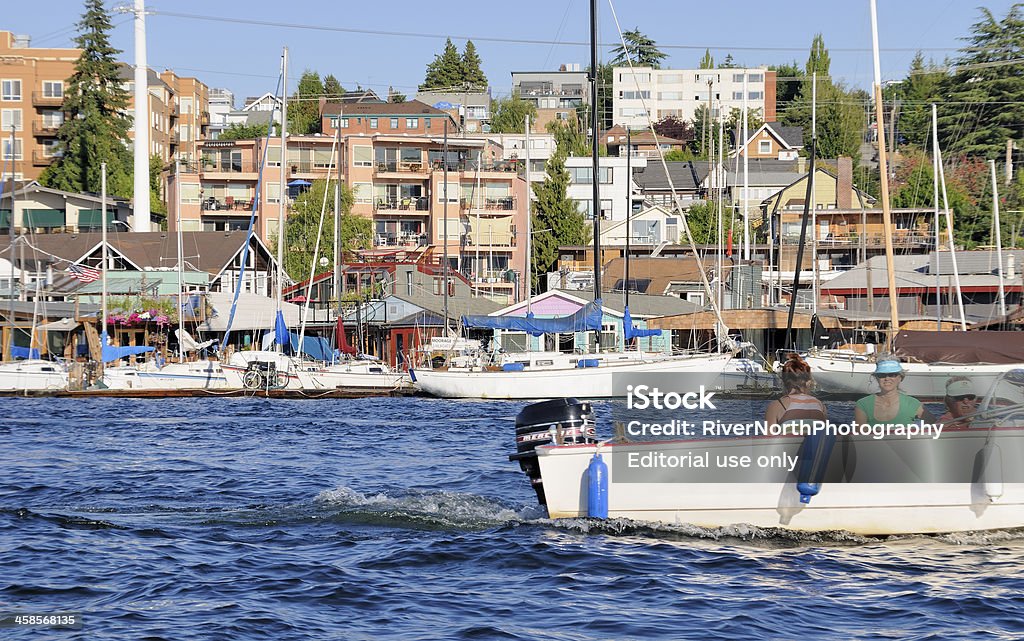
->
<box><xmin>952</xmin><ymin>395</ymin><xmax>977</xmax><ymax>402</ymax></box>
<box><xmin>874</xmin><ymin>373</ymin><xmax>901</xmax><ymax>379</ymax></box>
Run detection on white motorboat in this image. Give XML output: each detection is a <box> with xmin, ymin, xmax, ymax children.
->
<box><xmin>0</xmin><ymin>359</ymin><xmax>68</xmax><ymax>391</ymax></box>
<box><xmin>412</xmin><ymin>350</ymin><xmax>731</xmax><ymax>399</ymax></box>
<box><xmin>102</xmin><ymin>359</ymin><xmax>241</xmax><ymax>390</ymax></box>
<box><xmin>511</xmin><ymin>369</ymin><xmax>1024</xmax><ymax>535</ymax></box>
<box><xmin>307</xmin><ymin>357</ymin><xmax>411</xmax><ymax>391</ymax></box>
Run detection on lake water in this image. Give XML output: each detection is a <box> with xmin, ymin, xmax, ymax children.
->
<box><xmin>2</xmin><ymin>397</ymin><xmax>1022</xmax><ymax>639</ymax></box>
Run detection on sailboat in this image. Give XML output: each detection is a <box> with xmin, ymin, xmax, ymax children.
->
<box><xmin>511</xmin><ymin>0</ymin><xmax>1024</xmax><ymax>535</ymax></box>
<box><xmin>805</xmin><ymin>105</ymin><xmax>1021</xmax><ymax>399</ymax></box>
<box><xmin>410</xmin><ymin>11</ymin><xmax>731</xmax><ymax>399</ymax></box>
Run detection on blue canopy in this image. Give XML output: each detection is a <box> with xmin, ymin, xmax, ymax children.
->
<box><xmin>288</xmin><ymin>332</ymin><xmax>334</xmax><ymax>362</ymax></box>
<box><xmin>10</xmin><ymin>346</ymin><xmax>40</xmax><ymax>359</ymax></box>
<box><xmin>100</xmin><ymin>331</ymin><xmax>155</xmax><ymax>363</ymax></box>
<box><xmin>274</xmin><ymin>311</ymin><xmax>289</xmax><ymax>347</ymax></box>
<box><xmin>623</xmin><ymin>305</ymin><xmax>662</xmax><ymax>342</ymax></box>
<box><xmin>462</xmin><ymin>300</ymin><xmax>604</xmax><ymax>337</ymax></box>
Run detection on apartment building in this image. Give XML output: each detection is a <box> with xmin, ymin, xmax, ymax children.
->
<box><xmin>511</xmin><ymin>66</ymin><xmax>588</xmax><ymax>133</ymax></box>
<box><xmin>612</xmin><ymin>67</ymin><xmax>777</xmax><ymax>128</ymax></box>
<box><xmin>0</xmin><ymin>31</ymin><xmax>78</xmax><ymax>181</ymax></box>
<box><xmin>170</xmin><ymin>101</ymin><xmax>529</xmax><ymax>299</ymax></box>
<box><xmin>159</xmin><ymin>71</ymin><xmax>210</xmax><ymax>164</ymax></box>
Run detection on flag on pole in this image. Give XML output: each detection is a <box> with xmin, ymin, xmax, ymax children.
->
<box><xmin>67</xmin><ymin>264</ymin><xmax>101</xmax><ymax>283</ymax></box>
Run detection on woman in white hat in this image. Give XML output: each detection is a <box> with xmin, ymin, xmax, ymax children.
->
<box><xmin>937</xmin><ymin>377</ymin><xmax>978</xmax><ymax>428</ymax></box>
<box><xmin>854</xmin><ymin>359</ymin><xmax>932</xmax><ymax>426</ymax></box>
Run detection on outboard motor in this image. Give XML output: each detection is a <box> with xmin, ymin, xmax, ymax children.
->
<box><xmin>509</xmin><ymin>398</ymin><xmax>597</xmax><ymax>505</ymax></box>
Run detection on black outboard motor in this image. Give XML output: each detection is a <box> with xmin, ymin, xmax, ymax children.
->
<box><xmin>509</xmin><ymin>398</ymin><xmax>597</xmax><ymax>505</ymax></box>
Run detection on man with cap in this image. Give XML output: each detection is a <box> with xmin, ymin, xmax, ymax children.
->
<box><xmin>937</xmin><ymin>377</ymin><xmax>978</xmax><ymax>429</ymax></box>
<box><xmin>854</xmin><ymin>360</ymin><xmax>933</xmax><ymax>426</ymax></box>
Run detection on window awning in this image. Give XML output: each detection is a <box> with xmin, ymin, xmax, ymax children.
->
<box><xmin>468</xmin><ymin>216</ymin><xmax>513</xmax><ymax>245</ymax></box>
<box><xmin>24</xmin><ymin>209</ymin><xmax>65</xmax><ymax>228</ymax></box>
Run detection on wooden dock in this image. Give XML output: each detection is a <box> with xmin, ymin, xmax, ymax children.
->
<box><xmin>0</xmin><ymin>387</ymin><xmax>426</xmax><ymax>399</ymax></box>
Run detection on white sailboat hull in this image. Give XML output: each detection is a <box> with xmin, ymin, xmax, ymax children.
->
<box><xmin>805</xmin><ymin>353</ymin><xmax>1020</xmax><ymax>398</ymax></box>
<box><xmin>0</xmin><ymin>360</ymin><xmax>68</xmax><ymax>391</ymax></box>
<box><xmin>412</xmin><ymin>353</ymin><xmax>732</xmax><ymax>399</ymax></box>
<box><xmin>306</xmin><ymin>362</ymin><xmax>411</xmax><ymax>390</ymax></box>
<box><xmin>102</xmin><ymin>361</ymin><xmax>242</xmax><ymax>390</ymax></box>
<box><xmin>223</xmin><ymin>351</ymin><xmax>315</xmax><ymax>390</ymax></box>
<box><xmin>536</xmin><ymin>433</ymin><xmax>1024</xmax><ymax>535</ymax></box>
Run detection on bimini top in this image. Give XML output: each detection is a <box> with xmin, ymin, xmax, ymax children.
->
<box><xmin>462</xmin><ymin>300</ymin><xmax>603</xmax><ymax>337</ymax></box>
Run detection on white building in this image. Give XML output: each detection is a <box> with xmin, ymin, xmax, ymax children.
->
<box><xmin>565</xmin><ymin>155</ymin><xmax>646</xmax><ymax>223</ymax></box>
<box><xmin>612</xmin><ymin>67</ymin><xmax>777</xmax><ymax>128</ymax></box>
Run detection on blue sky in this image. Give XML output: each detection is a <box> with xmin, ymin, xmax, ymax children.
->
<box><xmin>7</xmin><ymin>1</ymin><xmax>1018</xmax><ymax>105</ymax></box>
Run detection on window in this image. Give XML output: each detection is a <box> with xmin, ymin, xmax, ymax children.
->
<box><xmin>42</xmin><ymin>109</ymin><xmax>63</xmax><ymax>128</ymax></box>
<box><xmin>438</xmin><ymin>181</ymin><xmax>459</xmax><ymax>204</ymax></box>
<box><xmin>501</xmin><ymin>332</ymin><xmax>529</xmax><ymax>352</ymax></box>
<box><xmin>600</xmin><ymin>323</ymin><xmax>617</xmax><ymax>349</ymax></box>
<box><xmin>390</xmin><ymin>118</ymin><xmax>399</xmax><ymax>129</ymax></box>
<box><xmin>759</xmin><ymin>140</ymin><xmax>772</xmax><ymax>154</ymax></box>
<box><xmin>1</xmin><ymin>80</ymin><xmax>22</xmax><ymax>101</ymax></box>
<box><xmin>42</xmin><ymin>139</ymin><xmax>61</xmax><ymax>157</ymax></box>
<box><xmin>0</xmin><ymin>109</ymin><xmax>22</xmax><ymax>131</ymax></box>
<box><xmin>658</xmin><ymin>92</ymin><xmax>683</xmax><ymax>101</ymax></box>
<box><xmin>369</xmin><ymin>117</ymin><xmax>377</xmax><ymax>129</ymax></box>
<box><xmin>180</xmin><ymin>97</ymin><xmax>193</xmax><ymax>114</ymax></box>
<box><xmin>749</xmin><ymin>91</ymin><xmax>763</xmax><ymax>100</ymax></box>
<box><xmin>659</xmin><ymin>74</ymin><xmax>683</xmax><ymax>84</ymax></box>
<box><xmin>732</xmin><ymin>91</ymin><xmax>743</xmax><ymax>100</ymax></box>
<box><xmin>353</xmin><ymin>146</ymin><xmax>372</xmax><ymax>167</ymax></box>
<box><xmin>180</xmin><ymin>183</ymin><xmax>201</xmax><ymax>204</ymax></box>
<box><xmin>266</xmin><ymin>182</ymin><xmax>281</xmax><ymax>204</ymax></box>
<box><xmin>2</xmin><ymin>138</ymin><xmax>22</xmax><ymax>160</ymax></box>
<box><xmin>42</xmin><ymin>81</ymin><xmax>63</xmax><ymax>98</ymax></box>
<box><xmin>748</xmin><ymin>73</ymin><xmax>764</xmax><ymax>83</ymax></box>
<box><xmin>555</xmin><ymin>111</ymin><xmax>569</xmax><ymax>120</ymax></box>
<box><xmin>353</xmin><ymin>182</ymin><xmax>373</xmax><ymax>204</ymax></box>
<box><xmin>733</xmin><ymin>73</ymin><xmax>745</xmax><ymax>83</ymax></box>
<box><xmin>568</xmin><ymin>166</ymin><xmax>613</xmax><ymax>184</ymax></box>
<box><xmin>619</xmin><ymin>90</ymin><xmax>650</xmax><ymax>100</ymax></box>
<box><xmin>580</xmin><ymin>199</ymin><xmax>613</xmax><ymax>220</ymax></box>
<box><xmin>266</xmin><ymin>145</ymin><xmax>281</xmax><ymax>167</ymax></box>
<box><xmin>424</xmin><ymin>117</ymin><xmax>431</xmax><ymax>129</ymax></box>
<box><xmin>405</xmin><ymin>118</ymin><xmax>419</xmax><ymax>129</ymax></box>
<box><xmin>180</xmin><ymin>124</ymin><xmax>193</xmax><ymax>142</ymax></box>
<box><xmin>339</xmin><ymin>118</ymin><xmax>349</xmax><ymax>129</ymax></box>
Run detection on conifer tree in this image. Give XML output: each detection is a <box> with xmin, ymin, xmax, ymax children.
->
<box><xmin>531</xmin><ymin>150</ymin><xmax>588</xmax><ymax>291</ymax></box>
<box><xmin>610</xmin><ymin>29</ymin><xmax>667</xmax><ymax>68</ymax></box>
<box><xmin>323</xmin><ymin>74</ymin><xmax>346</xmax><ymax>100</ymax></box>
<box><xmin>289</xmin><ymin>70</ymin><xmax>324</xmax><ymax>135</ymax></box>
<box><xmin>41</xmin><ymin>0</ymin><xmax>133</xmax><ymax>198</ymax></box>
<box><xmin>699</xmin><ymin>49</ymin><xmax>715</xmax><ymax>69</ymax></box>
<box><xmin>420</xmin><ymin>38</ymin><xmax>464</xmax><ymax>90</ymax></box>
<box><xmin>461</xmin><ymin>40</ymin><xmax>488</xmax><ymax>89</ymax></box>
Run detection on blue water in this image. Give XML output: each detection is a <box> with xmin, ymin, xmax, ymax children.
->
<box><xmin>2</xmin><ymin>397</ymin><xmax>1023</xmax><ymax>640</ymax></box>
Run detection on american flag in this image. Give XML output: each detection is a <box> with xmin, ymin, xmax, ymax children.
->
<box><xmin>67</xmin><ymin>264</ymin><xmax>101</xmax><ymax>283</ymax></box>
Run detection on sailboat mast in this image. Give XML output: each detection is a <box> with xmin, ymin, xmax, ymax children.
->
<box><xmin>932</xmin><ymin>116</ymin><xmax>941</xmax><ymax>330</ymax></box>
<box><xmin>932</xmin><ymin>104</ymin><xmax>967</xmax><ymax>330</ymax></box>
<box><xmin>989</xmin><ymin>159</ymin><xmax>1008</xmax><ymax>318</ymax></box>
<box><xmin>276</xmin><ymin>47</ymin><xmax>288</xmax><ymax>316</ymax></box>
<box><xmin>625</xmin><ymin>129</ymin><xmax>630</xmax><ymax>310</ymax></box>
<box><xmin>811</xmin><ymin>72</ymin><xmax>818</xmax><ymax>315</ymax></box>
<box><xmin>175</xmin><ymin>160</ymin><xmax>184</xmax><ymax>361</ymax></box>
<box><xmin>869</xmin><ymin>0</ymin><xmax>901</xmax><ymax>347</ymax></box>
<box><xmin>442</xmin><ymin>118</ymin><xmax>449</xmax><ymax>327</ymax></box>
<box><xmin>589</xmin><ymin>0</ymin><xmax>601</xmax><ymax>302</ymax></box>
<box><xmin>101</xmin><ymin>163</ymin><xmax>108</xmax><ymax>333</ymax></box>
<box><xmin>334</xmin><ymin>113</ymin><xmax>342</xmax><ymax>319</ymax></box>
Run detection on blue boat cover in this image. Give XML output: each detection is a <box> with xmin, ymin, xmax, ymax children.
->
<box><xmin>288</xmin><ymin>332</ymin><xmax>334</xmax><ymax>362</ymax></box>
<box><xmin>10</xmin><ymin>346</ymin><xmax>40</xmax><ymax>359</ymax></box>
<box><xmin>100</xmin><ymin>331</ymin><xmax>155</xmax><ymax>363</ymax></box>
<box><xmin>462</xmin><ymin>300</ymin><xmax>604</xmax><ymax>337</ymax></box>
<box><xmin>623</xmin><ymin>305</ymin><xmax>661</xmax><ymax>341</ymax></box>
<box><xmin>274</xmin><ymin>311</ymin><xmax>289</xmax><ymax>347</ymax></box>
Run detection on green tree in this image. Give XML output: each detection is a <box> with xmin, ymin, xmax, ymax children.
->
<box><xmin>806</xmin><ymin>33</ymin><xmax>831</xmax><ymax>77</ymax></box>
<box><xmin>40</xmin><ymin>0</ymin><xmax>132</xmax><ymax>198</ymax></box>
<box><xmin>726</xmin><ymin>107</ymin><xmax>764</xmax><ymax>135</ymax></box>
<box><xmin>219</xmin><ymin>121</ymin><xmax>277</xmax><ymax>140</ymax></box>
<box><xmin>461</xmin><ymin>40</ymin><xmax>488</xmax><ymax>89</ymax></box>
<box><xmin>275</xmin><ymin>180</ymin><xmax>372</xmax><ymax>281</ymax></box>
<box><xmin>531</xmin><ymin>151</ymin><xmax>587</xmax><ymax>290</ymax></box>
<box><xmin>768</xmin><ymin>61</ymin><xmax>802</xmax><ymax>111</ymax></box>
<box><xmin>889</xmin><ymin>52</ymin><xmax>945</xmax><ymax>149</ymax></box>
<box><xmin>937</xmin><ymin>5</ymin><xmax>1024</xmax><ymax>158</ymax></box>
<box><xmin>721</xmin><ymin>54</ymin><xmax>738</xmax><ymax>69</ymax></box>
<box><xmin>610</xmin><ymin>28</ymin><xmax>667</xmax><ymax>68</ymax></box>
<box><xmin>683</xmin><ymin>200</ymin><xmax>734</xmax><ymax>245</ymax></box>
<box><xmin>699</xmin><ymin>49</ymin><xmax>715</xmax><ymax>69</ymax></box>
<box><xmin>323</xmin><ymin>74</ymin><xmax>346</xmax><ymax>100</ymax></box>
<box><xmin>420</xmin><ymin>37</ymin><xmax>464</xmax><ymax>90</ymax></box>
<box><xmin>149</xmin><ymin>154</ymin><xmax>166</xmax><ymax>216</ymax></box>
<box><xmin>386</xmin><ymin>86</ymin><xmax>407</xmax><ymax>103</ymax></box>
<box><xmin>289</xmin><ymin>70</ymin><xmax>323</xmax><ymax>135</ymax></box>
<box><xmin>591</xmin><ymin>62</ymin><xmax>614</xmax><ymax>131</ymax></box>
<box><xmin>546</xmin><ymin>118</ymin><xmax>588</xmax><ymax>157</ymax></box>
<box><xmin>489</xmin><ymin>93</ymin><xmax>537</xmax><ymax>133</ymax></box>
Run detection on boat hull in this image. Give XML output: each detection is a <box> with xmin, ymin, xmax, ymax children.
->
<box><xmin>103</xmin><ymin>361</ymin><xmax>242</xmax><ymax>390</ymax></box>
<box><xmin>806</xmin><ymin>353</ymin><xmax>1020</xmax><ymax>398</ymax></box>
<box><xmin>0</xmin><ymin>360</ymin><xmax>68</xmax><ymax>391</ymax></box>
<box><xmin>412</xmin><ymin>353</ymin><xmax>732</xmax><ymax>399</ymax></box>
<box><xmin>535</xmin><ymin>432</ymin><xmax>1024</xmax><ymax>535</ymax></box>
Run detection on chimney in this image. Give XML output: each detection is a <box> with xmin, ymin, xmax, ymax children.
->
<box><xmin>837</xmin><ymin>156</ymin><xmax>853</xmax><ymax>210</ymax></box>
<box><xmin>797</xmin><ymin>156</ymin><xmax>806</xmax><ymax>174</ymax></box>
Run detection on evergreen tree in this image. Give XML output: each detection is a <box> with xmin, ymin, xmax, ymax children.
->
<box><xmin>721</xmin><ymin>54</ymin><xmax>738</xmax><ymax>69</ymax></box>
<box><xmin>387</xmin><ymin>87</ymin><xmax>407</xmax><ymax>103</ymax></box>
<box><xmin>591</xmin><ymin>62</ymin><xmax>613</xmax><ymax>131</ymax></box>
<box><xmin>768</xmin><ymin>61</ymin><xmax>802</xmax><ymax>111</ymax></box>
<box><xmin>40</xmin><ymin>0</ymin><xmax>133</xmax><ymax>198</ymax></box>
<box><xmin>531</xmin><ymin>151</ymin><xmax>587</xmax><ymax>291</ymax></box>
<box><xmin>289</xmin><ymin>70</ymin><xmax>324</xmax><ymax>135</ymax></box>
<box><xmin>323</xmin><ymin>74</ymin><xmax>346</xmax><ymax>100</ymax></box>
<box><xmin>806</xmin><ymin>33</ymin><xmax>831</xmax><ymax>77</ymax></box>
<box><xmin>699</xmin><ymin>49</ymin><xmax>715</xmax><ymax>70</ymax></box>
<box><xmin>489</xmin><ymin>93</ymin><xmax>537</xmax><ymax>134</ymax></box>
<box><xmin>420</xmin><ymin>38</ymin><xmax>464</xmax><ymax>90</ymax></box>
<box><xmin>610</xmin><ymin>29</ymin><xmax>667</xmax><ymax>68</ymax></box>
<box><xmin>219</xmin><ymin>121</ymin><xmax>277</xmax><ymax>140</ymax></box>
<box><xmin>461</xmin><ymin>40</ymin><xmax>488</xmax><ymax>89</ymax></box>
<box><xmin>891</xmin><ymin>52</ymin><xmax>945</xmax><ymax>149</ymax></box>
<box><xmin>149</xmin><ymin>154</ymin><xmax>166</xmax><ymax>215</ymax></box>
<box><xmin>937</xmin><ymin>5</ymin><xmax>1024</xmax><ymax>158</ymax></box>
<box><xmin>546</xmin><ymin>118</ymin><xmax>588</xmax><ymax>157</ymax></box>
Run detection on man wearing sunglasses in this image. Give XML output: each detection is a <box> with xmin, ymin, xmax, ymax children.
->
<box><xmin>937</xmin><ymin>378</ymin><xmax>978</xmax><ymax>429</ymax></box>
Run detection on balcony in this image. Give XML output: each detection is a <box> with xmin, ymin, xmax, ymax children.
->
<box><xmin>200</xmin><ymin>160</ymin><xmax>260</xmax><ymax>176</ymax></box>
<box><xmin>32</xmin><ymin>121</ymin><xmax>61</xmax><ymax>136</ymax></box>
<box><xmin>374</xmin><ymin>198</ymin><xmax>429</xmax><ymax>213</ymax></box>
<box><xmin>374</xmin><ymin>160</ymin><xmax>427</xmax><ymax>176</ymax></box>
<box><xmin>431</xmin><ymin>159</ymin><xmax>521</xmax><ymax>173</ymax></box>
<box><xmin>32</xmin><ymin>92</ymin><xmax>63</xmax><ymax>107</ymax></box>
<box><xmin>374</xmin><ymin>233</ymin><xmax>428</xmax><ymax>248</ymax></box>
<box><xmin>288</xmin><ymin>161</ymin><xmax>340</xmax><ymax>177</ymax></box>
<box><xmin>461</xmin><ymin>197</ymin><xmax>516</xmax><ymax>212</ymax></box>
<box><xmin>201</xmin><ymin>197</ymin><xmax>254</xmax><ymax>213</ymax></box>
<box><xmin>31</xmin><ymin>151</ymin><xmax>56</xmax><ymax>166</ymax></box>
<box><xmin>461</xmin><ymin>233</ymin><xmax>516</xmax><ymax>248</ymax></box>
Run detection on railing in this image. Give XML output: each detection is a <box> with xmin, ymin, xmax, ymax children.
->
<box><xmin>374</xmin><ymin>161</ymin><xmax>426</xmax><ymax>174</ymax></box>
<box><xmin>462</xmin><ymin>233</ymin><xmax>516</xmax><ymax>248</ymax></box>
<box><xmin>31</xmin><ymin>92</ymin><xmax>62</xmax><ymax>106</ymax></box>
<box><xmin>778</xmin><ymin>232</ymin><xmax>934</xmax><ymax>247</ymax></box>
<box><xmin>374</xmin><ymin>198</ymin><xmax>429</xmax><ymax>212</ymax></box>
<box><xmin>32</xmin><ymin>121</ymin><xmax>60</xmax><ymax>136</ymax></box>
<box><xmin>201</xmin><ymin>160</ymin><xmax>261</xmax><ymax>174</ymax></box>
<box><xmin>201</xmin><ymin>198</ymin><xmax>254</xmax><ymax>212</ymax></box>
<box><xmin>429</xmin><ymin>160</ymin><xmax>522</xmax><ymax>173</ymax></box>
<box><xmin>31</xmin><ymin>151</ymin><xmax>55</xmax><ymax>166</ymax></box>
<box><xmin>288</xmin><ymin>161</ymin><xmax>338</xmax><ymax>174</ymax></box>
<box><xmin>375</xmin><ymin>233</ymin><xmax>428</xmax><ymax>247</ymax></box>
<box><xmin>461</xmin><ymin>197</ymin><xmax>516</xmax><ymax>211</ymax></box>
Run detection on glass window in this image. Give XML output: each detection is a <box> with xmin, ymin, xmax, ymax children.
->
<box><xmin>759</xmin><ymin>140</ymin><xmax>771</xmax><ymax>154</ymax></box>
<box><xmin>180</xmin><ymin>183</ymin><xmax>201</xmax><ymax>204</ymax></box>
<box><xmin>1</xmin><ymin>80</ymin><xmax>22</xmax><ymax>101</ymax></box>
<box><xmin>42</xmin><ymin>81</ymin><xmax>63</xmax><ymax>98</ymax></box>
<box><xmin>266</xmin><ymin>182</ymin><xmax>281</xmax><ymax>204</ymax></box>
<box><xmin>580</xmin><ymin>199</ymin><xmax>613</xmax><ymax>220</ymax></box>
<box><xmin>749</xmin><ymin>92</ymin><xmax>763</xmax><ymax>100</ymax></box>
<box><xmin>390</xmin><ymin>118</ymin><xmax>399</xmax><ymax>129</ymax></box>
<box><xmin>266</xmin><ymin>145</ymin><xmax>281</xmax><ymax>167</ymax></box>
<box><xmin>353</xmin><ymin>182</ymin><xmax>373</xmax><ymax>204</ymax></box>
<box><xmin>352</xmin><ymin>146</ymin><xmax>373</xmax><ymax>167</ymax></box>
<box><xmin>405</xmin><ymin>118</ymin><xmax>418</xmax><ymax>129</ymax></box>
<box><xmin>732</xmin><ymin>92</ymin><xmax>744</xmax><ymax>100</ymax></box>
<box><xmin>438</xmin><ymin>181</ymin><xmax>459</xmax><ymax>204</ymax></box>
<box><xmin>568</xmin><ymin>166</ymin><xmax>613</xmax><ymax>184</ymax></box>
<box><xmin>42</xmin><ymin>109</ymin><xmax>63</xmax><ymax>128</ymax></box>
<box><xmin>369</xmin><ymin>118</ymin><xmax>378</xmax><ymax>129</ymax></box>
<box><xmin>2</xmin><ymin>138</ymin><xmax>22</xmax><ymax>160</ymax></box>
<box><xmin>424</xmin><ymin>118</ymin><xmax>431</xmax><ymax>129</ymax></box>
<box><xmin>180</xmin><ymin>97</ymin><xmax>192</xmax><ymax>114</ymax></box>
<box><xmin>400</xmin><ymin>147</ymin><xmax>421</xmax><ymax>163</ymax></box>
<box><xmin>748</xmin><ymin>73</ymin><xmax>764</xmax><ymax>83</ymax></box>
<box><xmin>733</xmin><ymin>73</ymin><xmax>745</xmax><ymax>83</ymax></box>
<box><xmin>339</xmin><ymin>118</ymin><xmax>349</xmax><ymax>128</ymax></box>
<box><xmin>0</xmin><ymin>109</ymin><xmax>22</xmax><ymax>131</ymax></box>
